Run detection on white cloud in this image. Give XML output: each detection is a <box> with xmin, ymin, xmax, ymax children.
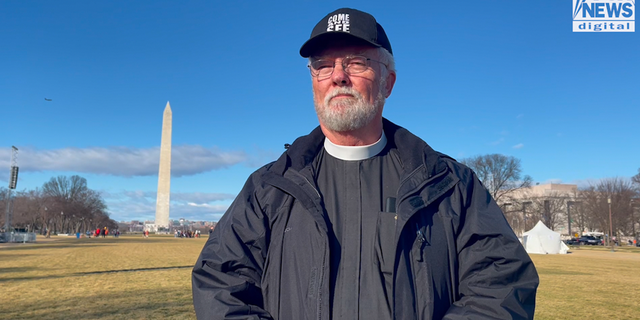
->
<box><xmin>0</xmin><ymin>145</ymin><xmax>247</xmax><ymax>177</ymax></box>
<box><xmin>103</xmin><ymin>190</ymin><xmax>232</xmax><ymax>222</ymax></box>
<box><xmin>187</xmin><ymin>203</ymin><xmax>229</xmax><ymax>211</ymax></box>
<box><xmin>512</xmin><ymin>143</ymin><xmax>524</xmax><ymax>149</ymax></box>
<box><xmin>103</xmin><ymin>191</ymin><xmax>235</xmax><ymax>203</ymax></box>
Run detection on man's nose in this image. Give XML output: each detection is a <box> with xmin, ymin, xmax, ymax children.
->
<box><xmin>331</xmin><ymin>62</ymin><xmax>351</xmax><ymax>86</ymax></box>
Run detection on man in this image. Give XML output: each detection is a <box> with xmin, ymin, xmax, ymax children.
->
<box><xmin>193</xmin><ymin>8</ymin><xmax>538</xmax><ymax>320</ymax></box>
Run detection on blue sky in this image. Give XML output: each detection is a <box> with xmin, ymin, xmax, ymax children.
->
<box><xmin>1</xmin><ymin>1</ymin><xmax>638</xmax><ymax>222</ymax></box>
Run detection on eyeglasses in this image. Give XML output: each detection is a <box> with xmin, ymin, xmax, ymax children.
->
<box><xmin>308</xmin><ymin>55</ymin><xmax>388</xmax><ymax>80</ymax></box>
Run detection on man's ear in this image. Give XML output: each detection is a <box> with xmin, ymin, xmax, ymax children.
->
<box><xmin>384</xmin><ymin>71</ymin><xmax>396</xmax><ymax>98</ymax></box>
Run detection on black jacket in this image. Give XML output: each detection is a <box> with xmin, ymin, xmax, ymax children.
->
<box><xmin>192</xmin><ymin>119</ymin><xmax>539</xmax><ymax>320</ymax></box>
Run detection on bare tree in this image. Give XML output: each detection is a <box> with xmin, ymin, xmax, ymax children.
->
<box><xmin>461</xmin><ymin>154</ymin><xmax>533</xmax><ymax>203</ymax></box>
<box><xmin>514</xmin><ymin>192</ymin><xmax>567</xmax><ymax>231</ymax></box>
<box><xmin>42</xmin><ymin>175</ymin><xmax>89</xmax><ymax>203</ymax></box>
<box><xmin>633</xmin><ymin>169</ymin><xmax>640</xmax><ymax>188</ymax></box>
<box><xmin>1</xmin><ymin>176</ymin><xmax>114</xmax><ymax>234</ymax></box>
<box><xmin>499</xmin><ymin>202</ymin><xmax>525</xmax><ymax>236</ymax></box>
<box><xmin>40</xmin><ymin>175</ymin><xmax>112</xmax><ymax>234</ymax></box>
<box><xmin>579</xmin><ymin>178</ymin><xmax>637</xmax><ymax>237</ymax></box>
<box><xmin>567</xmin><ymin>189</ymin><xmax>586</xmax><ymax>236</ymax></box>
<box><xmin>10</xmin><ymin>190</ymin><xmax>38</xmax><ymax>232</ymax></box>
<box><xmin>0</xmin><ymin>187</ymin><xmax>8</xmax><ymax>228</ymax></box>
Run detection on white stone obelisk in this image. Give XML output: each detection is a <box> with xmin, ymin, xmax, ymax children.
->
<box><xmin>155</xmin><ymin>102</ymin><xmax>172</xmax><ymax>228</ymax></box>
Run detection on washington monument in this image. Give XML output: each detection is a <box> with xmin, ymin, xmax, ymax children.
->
<box><xmin>155</xmin><ymin>102</ymin><xmax>172</xmax><ymax>228</ymax></box>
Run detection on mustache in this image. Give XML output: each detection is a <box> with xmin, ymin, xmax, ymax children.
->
<box><xmin>324</xmin><ymin>87</ymin><xmax>363</xmax><ymax>105</ymax></box>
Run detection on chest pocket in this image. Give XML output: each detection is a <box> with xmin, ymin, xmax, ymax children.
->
<box><xmin>375</xmin><ymin>211</ymin><xmax>397</xmax><ymax>275</ymax></box>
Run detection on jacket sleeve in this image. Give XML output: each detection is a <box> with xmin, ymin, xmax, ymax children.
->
<box><xmin>192</xmin><ymin>174</ymin><xmax>273</xmax><ymax>320</ymax></box>
<box><xmin>444</xmin><ymin>174</ymin><xmax>539</xmax><ymax>320</ymax></box>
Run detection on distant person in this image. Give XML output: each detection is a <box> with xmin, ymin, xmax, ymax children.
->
<box><xmin>193</xmin><ymin>7</ymin><xmax>538</xmax><ymax>320</ymax></box>
<box><xmin>95</xmin><ymin>228</ymin><xmax>100</xmax><ymax>238</ymax></box>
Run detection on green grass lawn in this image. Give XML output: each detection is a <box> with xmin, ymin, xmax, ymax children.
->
<box><xmin>0</xmin><ymin>235</ymin><xmax>202</xmax><ymax>320</ymax></box>
<box><xmin>1</xmin><ymin>235</ymin><xmax>639</xmax><ymax>319</ymax></box>
<box><xmin>531</xmin><ymin>245</ymin><xmax>640</xmax><ymax>320</ymax></box>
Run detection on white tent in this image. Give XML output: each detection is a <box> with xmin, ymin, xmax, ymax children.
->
<box><xmin>522</xmin><ymin>221</ymin><xmax>569</xmax><ymax>254</ymax></box>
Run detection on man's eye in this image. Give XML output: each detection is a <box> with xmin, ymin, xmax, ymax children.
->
<box><xmin>314</xmin><ymin>62</ymin><xmax>333</xmax><ymax>70</ymax></box>
<box><xmin>348</xmin><ymin>57</ymin><xmax>367</xmax><ymax>66</ymax></box>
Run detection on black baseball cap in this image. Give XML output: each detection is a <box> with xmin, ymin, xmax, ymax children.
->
<box><xmin>299</xmin><ymin>8</ymin><xmax>392</xmax><ymax>58</ymax></box>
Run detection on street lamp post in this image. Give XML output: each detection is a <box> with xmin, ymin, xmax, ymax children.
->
<box><xmin>608</xmin><ymin>197</ymin><xmax>614</xmax><ymax>252</ymax></box>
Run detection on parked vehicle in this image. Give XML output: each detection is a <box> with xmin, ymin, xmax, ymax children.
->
<box><xmin>578</xmin><ymin>236</ymin><xmax>600</xmax><ymax>245</ymax></box>
<box><xmin>564</xmin><ymin>238</ymin><xmax>580</xmax><ymax>245</ymax></box>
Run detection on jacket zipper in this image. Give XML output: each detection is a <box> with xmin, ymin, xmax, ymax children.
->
<box><xmin>298</xmin><ymin>168</ymin><xmax>325</xmax><ymax>320</ymax></box>
<box><xmin>316</xmin><ymin>250</ymin><xmax>326</xmax><ymax>320</ymax></box>
<box><xmin>415</xmin><ymin>223</ymin><xmax>427</xmax><ymax>262</ymax></box>
<box><xmin>269</xmin><ymin>169</ymin><xmax>326</xmax><ymax>320</ymax></box>
<box><xmin>298</xmin><ymin>167</ymin><xmax>325</xmax><ymax>320</ymax></box>
<box><xmin>300</xmin><ymin>167</ymin><xmax>321</xmax><ymax>198</ymax></box>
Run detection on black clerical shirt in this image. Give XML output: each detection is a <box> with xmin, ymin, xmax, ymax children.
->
<box><xmin>313</xmin><ymin>133</ymin><xmax>403</xmax><ymax>320</ymax></box>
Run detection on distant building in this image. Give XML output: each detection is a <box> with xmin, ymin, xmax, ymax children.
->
<box><xmin>498</xmin><ymin>183</ymin><xmax>580</xmax><ymax>237</ymax></box>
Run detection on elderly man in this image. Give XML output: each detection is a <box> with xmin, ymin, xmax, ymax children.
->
<box><xmin>193</xmin><ymin>8</ymin><xmax>538</xmax><ymax>320</ymax></box>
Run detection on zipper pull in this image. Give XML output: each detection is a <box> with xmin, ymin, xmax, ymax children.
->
<box><xmin>416</xmin><ymin>223</ymin><xmax>426</xmax><ymax>242</ymax></box>
<box><xmin>416</xmin><ymin>223</ymin><xmax>427</xmax><ymax>262</ymax></box>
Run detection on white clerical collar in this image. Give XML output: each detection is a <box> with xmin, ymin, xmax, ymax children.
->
<box><xmin>323</xmin><ymin>132</ymin><xmax>387</xmax><ymax>161</ymax></box>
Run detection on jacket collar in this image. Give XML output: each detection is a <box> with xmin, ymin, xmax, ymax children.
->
<box><xmin>272</xmin><ymin>118</ymin><xmax>446</xmax><ymax>180</ymax></box>
<box><xmin>267</xmin><ymin>118</ymin><xmax>459</xmax><ymax>235</ymax></box>
<box><xmin>383</xmin><ymin>118</ymin><xmax>447</xmax><ymax>180</ymax></box>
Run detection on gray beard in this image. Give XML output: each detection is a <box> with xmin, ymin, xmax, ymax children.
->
<box><xmin>314</xmin><ymin>87</ymin><xmax>385</xmax><ymax>132</ymax></box>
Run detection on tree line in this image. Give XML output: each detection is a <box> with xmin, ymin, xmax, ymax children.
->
<box><xmin>0</xmin><ymin>175</ymin><xmax>117</xmax><ymax>234</ymax></box>
<box><xmin>462</xmin><ymin>154</ymin><xmax>640</xmax><ymax>239</ymax></box>
<box><xmin>3</xmin><ymin>161</ymin><xmax>639</xmax><ymax>239</ymax></box>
